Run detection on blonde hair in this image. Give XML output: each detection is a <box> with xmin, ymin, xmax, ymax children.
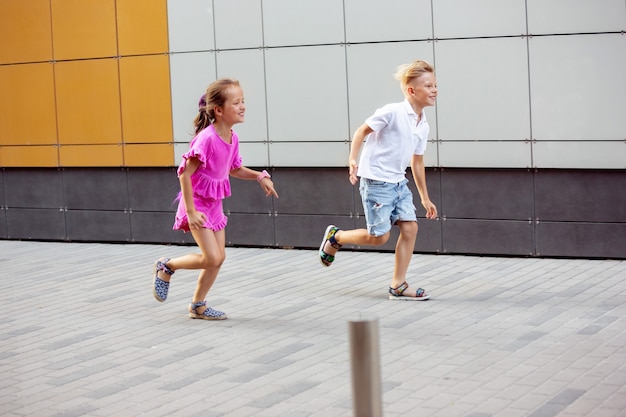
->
<box><xmin>394</xmin><ymin>60</ymin><xmax>434</xmax><ymax>88</ymax></box>
<box><xmin>194</xmin><ymin>78</ymin><xmax>241</xmax><ymax>135</ymax></box>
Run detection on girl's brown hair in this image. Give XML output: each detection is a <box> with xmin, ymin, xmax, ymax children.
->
<box><xmin>194</xmin><ymin>78</ymin><xmax>241</xmax><ymax>135</ymax></box>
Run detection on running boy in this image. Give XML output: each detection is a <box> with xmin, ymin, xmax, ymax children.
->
<box><xmin>319</xmin><ymin>60</ymin><xmax>438</xmax><ymax>300</ymax></box>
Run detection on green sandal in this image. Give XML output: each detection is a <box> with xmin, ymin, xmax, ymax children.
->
<box><xmin>319</xmin><ymin>225</ymin><xmax>342</xmax><ymax>267</ymax></box>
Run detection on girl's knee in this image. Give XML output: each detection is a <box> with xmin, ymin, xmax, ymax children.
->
<box><xmin>202</xmin><ymin>252</ymin><xmax>225</xmax><ymax>269</ymax></box>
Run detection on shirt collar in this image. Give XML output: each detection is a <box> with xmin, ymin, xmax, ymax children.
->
<box><xmin>403</xmin><ymin>99</ymin><xmax>426</xmax><ymax>121</ymax></box>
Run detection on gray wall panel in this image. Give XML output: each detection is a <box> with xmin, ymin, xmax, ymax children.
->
<box><xmin>442</xmin><ymin>219</ymin><xmax>534</xmax><ymax>256</ymax></box>
<box><xmin>441</xmin><ymin>169</ymin><xmax>534</xmax><ymax>220</ymax></box>
<box><xmin>0</xmin><ymin>170</ymin><xmax>5</xmax><ymax>206</ymax></box>
<box><xmin>128</xmin><ymin>168</ymin><xmax>179</xmax><ymax>212</ymax></box>
<box><xmin>6</xmin><ymin>208</ymin><xmax>66</xmax><ymax>240</ymax></box>
<box><xmin>536</xmin><ymin>222</ymin><xmax>626</xmax><ymax>259</ymax></box>
<box><xmin>65</xmin><ymin>210</ymin><xmax>131</xmax><ymax>242</ymax></box>
<box><xmin>272</xmin><ymin>168</ymin><xmax>356</xmax><ymax>216</ymax></box>
<box><xmin>63</xmin><ymin>169</ymin><xmax>129</xmax><ymax>211</ymax></box>
<box><xmin>0</xmin><ymin>208</ymin><xmax>6</xmax><ymax>238</ymax></box>
<box><xmin>4</xmin><ymin>168</ymin><xmax>63</xmax><ymax>209</ymax></box>
<box><xmin>416</xmin><ymin>219</ymin><xmax>442</xmax><ymax>253</ymax></box>
<box><xmin>1</xmin><ymin>168</ymin><xmax>624</xmax><ymax>259</ymax></box>
<box><xmin>225</xmin><ymin>213</ymin><xmax>275</xmax><ymax>247</ymax></box>
<box><xmin>130</xmin><ymin>211</ymin><xmax>194</xmax><ymax>244</ymax></box>
<box><xmin>275</xmin><ymin>214</ymin><xmax>357</xmax><ymax>249</ymax></box>
<box><xmin>224</xmin><ymin>168</ymin><xmax>276</xmax><ymax>215</ymax></box>
<box><xmin>535</xmin><ymin>170</ymin><xmax>626</xmax><ymax>223</ymax></box>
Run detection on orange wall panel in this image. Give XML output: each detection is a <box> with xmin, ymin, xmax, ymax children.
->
<box><xmin>59</xmin><ymin>144</ymin><xmax>123</xmax><ymax>167</ymax></box>
<box><xmin>55</xmin><ymin>59</ymin><xmax>122</xmax><ymax>145</ymax></box>
<box><xmin>117</xmin><ymin>0</ymin><xmax>169</xmax><ymax>56</ymax></box>
<box><xmin>0</xmin><ymin>0</ymin><xmax>53</xmax><ymax>64</ymax></box>
<box><xmin>123</xmin><ymin>144</ymin><xmax>174</xmax><ymax>167</ymax></box>
<box><xmin>0</xmin><ymin>145</ymin><xmax>59</xmax><ymax>167</ymax></box>
<box><xmin>51</xmin><ymin>0</ymin><xmax>117</xmax><ymax>60</ymax></box>
<box><xmin>0</xmin><ymin>63</ymin><xmax>58</xmax><ymax>146</ymax></box>
<box><xmin>119</xmin><ymin>55</ymin><xmax>173</xmax><ymax>144</ymax></box>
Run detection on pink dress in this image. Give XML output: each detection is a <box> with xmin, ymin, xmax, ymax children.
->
<box><xmin>173</xmin><ymin>124</ymin><xmax>243</xmax><ymax>232</ymax></box>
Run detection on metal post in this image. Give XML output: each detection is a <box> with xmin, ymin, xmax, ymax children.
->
<box><xmin>349</xmin><ymin>315</ymin><xmax>383</xmax><ymax>417</ymax></box>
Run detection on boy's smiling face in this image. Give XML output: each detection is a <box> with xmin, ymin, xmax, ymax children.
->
<box><xmin>407</xmin><ymin>72</ymin><xmax>437</xmax><ymax>110</ymax></box>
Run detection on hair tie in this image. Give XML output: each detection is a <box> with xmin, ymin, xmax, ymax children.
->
<box><xmin>198</xmin><ymin>94</ymin><xmax>207</xmax><ymax>111</ymax></box>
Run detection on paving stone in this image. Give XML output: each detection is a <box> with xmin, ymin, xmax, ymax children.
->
<box><xmin>1</xmin><ymin>241</ymin><xmax>624</xmax><ymax>416</ymax></box>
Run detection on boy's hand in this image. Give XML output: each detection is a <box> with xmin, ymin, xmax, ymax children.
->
<box><xmin>349</xmin><ymin>159</ymin><xmax>359</xmax><ymax>185</ymax></box>
<box><xmin>422</xmin><ymin>200</ymin><xmax>438</xmax><ymax>219</ymax></box>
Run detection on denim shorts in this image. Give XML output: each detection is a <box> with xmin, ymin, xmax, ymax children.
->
<box><xmin>359</xmin><ymin>178</ymin><xmax>417</xmax><ymax>237</ymax></box>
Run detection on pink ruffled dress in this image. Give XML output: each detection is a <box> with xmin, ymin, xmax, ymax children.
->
<box><xmin>173</xmin><ymin>124</ymin><xmax>243</xmax><ymax>232</ymax></box>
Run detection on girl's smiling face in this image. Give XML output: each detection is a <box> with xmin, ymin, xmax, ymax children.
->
<box><xmin>217</xmin><ymin>86</ymin><xmax>246</xmax><ymax>125</ymax></box>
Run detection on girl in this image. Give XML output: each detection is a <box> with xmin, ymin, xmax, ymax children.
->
<box><xmin>153</xmin><ymin>79</ymin><xmax>278</xmax><ymax>320</ymax></box>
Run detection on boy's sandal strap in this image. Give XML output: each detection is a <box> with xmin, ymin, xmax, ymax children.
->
<box><xmin>389</xmin><ymin>281</ymin><xmax>409</xmax><ymax>296</ymax></box>
<box><xmin>319</xmin><ymin>251</ymin><xmax>335</xmax><ymax>265</ymax></box>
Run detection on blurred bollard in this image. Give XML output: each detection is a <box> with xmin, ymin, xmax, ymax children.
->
<box><xmin>349</xmin><ymin>315</ymin><xmax>383</xmax><ymax>417</ymax></box>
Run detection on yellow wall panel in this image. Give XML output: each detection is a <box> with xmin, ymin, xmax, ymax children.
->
<box><xmin>119</xmin><ymin>55</ymin><xmax>173</xmax><ymax>144</ymax></box>
<box><xmin>55</xmin><ymin>59</ymin><xmax>122</xmax><ymax>145</ymax></box>
<box><xmin>124</xmin><ymin>144</ymin><xmax>174</xmax><ymax>167</ymax></box>
<box><xmin>0</xmin><ymin>0</ymin><xmax>53</xmax><ymax>64</ymax></box>
<box><xmin>0</xmin><ymin>145</ymin><xmax>59</xmax><ymax>167</ymax></box>
<box><xmin>51</xmin><ymin>0</ymin><xmax>117</xmax><ymax>60</ymax></box>
<box><xmin>59</xmin><ymin>144</ymin><xmax>123</xmax><ymax>167</ymax></box>
<box><xmin>117</xmin><ymin>0</ymin><xmax>169</xmax><ymax>55</ymax></box>
<box><xmin>0</xmin><ymin>63</ymin><xmax>57</xmax><ymax>146</ymax></box>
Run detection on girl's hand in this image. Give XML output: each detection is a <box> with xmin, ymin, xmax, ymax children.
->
<box><xmin>260</xmin><ymin>178</ymin><xmax>279</xmax><ymax>198</ymax></box>
<box><xmin>187</xmin><ymin>210</ymin><xmax>207</xmax><ymax>230</ymax></box>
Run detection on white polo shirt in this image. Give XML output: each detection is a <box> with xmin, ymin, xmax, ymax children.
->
<box><xmin>357</xmin><ymin>99</ymin><xmax>429</xmax><ymax>183</ymax></box>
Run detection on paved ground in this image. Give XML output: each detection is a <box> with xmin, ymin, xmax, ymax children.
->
<box><xmin>1</xmin><ymin>240</ymin><xmax>625</xmax><ymax>417</ymax></box>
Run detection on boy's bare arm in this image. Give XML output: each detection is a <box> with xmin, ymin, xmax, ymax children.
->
<box><xmin>349</xmin><ymin>124</ymin><xmax>373</xmax><ymax>185</ymax></box>
<box><xmin>411</xmin><ymin>154</ymin><xmax>437</xmax><ymax>219</ymax></box>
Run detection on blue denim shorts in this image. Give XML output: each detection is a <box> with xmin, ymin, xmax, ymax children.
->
<box><xmin>359</xmin><ymin>178</ymin><xmax>417</xmax><ymax>237</ymax></box>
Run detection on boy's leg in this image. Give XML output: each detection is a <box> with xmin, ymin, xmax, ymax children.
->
<box><xmin>391</xmin><ymin>220</ymin><xmax>420</xmax><ymax>294</ymax></box>
<box><xmin>387</xmin><ymin>182</ymin><xmax>429</xmax><ymax>300</ymax></box>
<box><xmin>319</xmin><ymin>227</ymin><xmax>390</xmax><ymax>266</ymax></box>
<box><xmin>319</xmin><ymin>178</ymin><xmax>395</xmax><ymax>266</ymax></box>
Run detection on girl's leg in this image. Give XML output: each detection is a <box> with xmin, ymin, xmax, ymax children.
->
<box><xmin>155</xmin><ymin>230</ymin><xmax>225</xmax><ymax>279</ymax></box>
<box><xmin>391</xmin><ymin>220</ymin><xmax>419</xmax><ymax>295</ymax></box>
<box><xmin>188</xmin><ymin>228</ymin><xmax>226</xmax><ymax>314</ymax></box>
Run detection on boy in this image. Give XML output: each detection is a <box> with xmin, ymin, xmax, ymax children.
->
<box><xmin>319</xmin><ymin>60</ymin><xmax>438</xmax><ymax>300</ymax></box>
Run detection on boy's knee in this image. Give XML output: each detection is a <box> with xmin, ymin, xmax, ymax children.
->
<box><xmin>369</xmin><ymin>232</ymin><xmax>391</xmax><ymax>246</ymax></box>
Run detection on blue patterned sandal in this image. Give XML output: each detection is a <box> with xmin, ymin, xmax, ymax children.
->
<box><xmin>319</xmin><ymin>225</ymin><xmax>342</xmax><ymax>267</ymax></box>
<box><xmin>153</xmin><ymin>258</ymin><xmax>174</xmax><ymax>302</ymax></box>
<box><xmin>389</xmin><ymin>281</ymin><xmax>430</xmax><ymax>301</ymax></box>
<box><xmin>189</xmin><ymin>301</ymin><xmax>227</xmax><ymax>320</ymax></box>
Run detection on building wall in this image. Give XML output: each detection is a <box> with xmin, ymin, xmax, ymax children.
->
<box><xmin>0</xmin><ymin>0</ymin><xmax>625</xmax><ymax>258</ymax></box>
